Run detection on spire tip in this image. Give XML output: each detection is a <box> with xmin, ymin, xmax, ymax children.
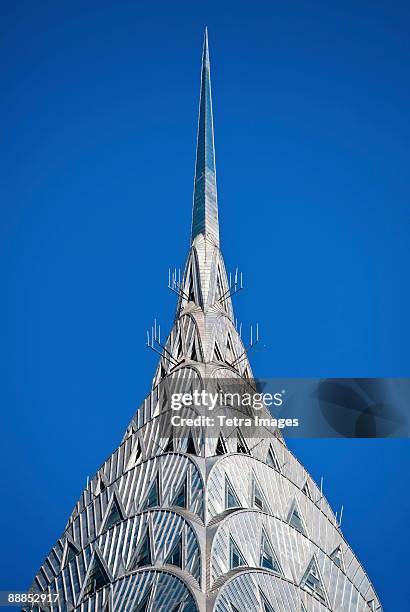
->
<box><xmin>203</xmin><ymin>27</ymin><xmax>209</xmax><ymax>55</ymax></box>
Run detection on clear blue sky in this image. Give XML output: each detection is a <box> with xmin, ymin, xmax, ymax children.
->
<box><xmin>1</xmin><ymin>0</ymin><xmax>409</xmax><ymax>609</ymax></box>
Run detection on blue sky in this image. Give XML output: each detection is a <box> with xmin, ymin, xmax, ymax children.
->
<box><xmin>1</xmin><ymin>0</ymin><xmax>409</xmax><ymax>608</ymax></box>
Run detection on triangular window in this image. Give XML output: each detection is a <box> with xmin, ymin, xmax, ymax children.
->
<box><xmin>188</xmin><ymin>267</ymin><xmax>195</xmax><ymax>302</ymax></box>
<box><xmin>172</xmin><ymin>478</ymin><xmax>187</xmax><ymax>509</ymax></box>
<box><xmin>259</xmin><ymin>590</ymin><xmax>276</xmax><ymax>612</ymax></box>
<box><xmin>230</xmin><ymin>605</ymin><xmax>241</xmax><ymax>612</ymax></box>
<box><xmin>164</xmin><ymin>435</ymin><xmax>174</xmax><ymax>453</ymax></box>
<box><xmin>300</xmin><ymin>556</ymin><xmax>328</xmax><ymax>606</ymax></box>
<box><xmin>63</xmin><ymin>539</ymin><xmax>79</xmax><ymax>568</ymax></box>
<box><xmin>165</xmin><ymin>535</ymin><xmax>182</xmax><ymax>568</ymax></box>
<box><xmin>300</xmin><ymin>603</ymin><xmax>308</xmax><ymax>612</ymax></box>
<box><xmin>229</xmin><ymin>536</ymin><xmax>247</xmax><ymax>569</ymax></box>
<box><xmin>215</xmin><ymin>433</ymin><xmax>227</xmax><ymax>455</ymax></box>
<box><xmin>130</xmin><ymin>526</ymin><xmax>152</xmax><ymax>570</ymax></box>
<box><xmin>288</xmin><ymin>501</ymin><xmax>307</xmax><ymax>536</ymax></box>
<box><xmin>260</xmin><ymin>530</ymin><xmax>281</xmax><ymax>573</ymax></box>
<box><xmin>141</xmin><ymin>473</ymin><xmax>159</xmax><ymax>510</ymax></box>
<box><xmin>330</xmin><ymin>544</ymin><xmax>344</xmax><ymax>570</ymax></box>
<box><xmin>176</xmin><ymin>335</ymin><xmax>184</xmax><ymax>361</ymax></box>
<box><xmin>225</xmin><ymin>477</ymin><xmax>241</xmax><ymax>509</ymax></box>
<box><xmin>160</xmin><ymin>362</ymin><xmax>167</xmax><ymax>379</ymax></box>
<box><xmin>186</xmin><ymin>430</ymin><xmax>197</xmax><ymax>455</ymax></box>
<box><xmin>236</xmin><ymin>430</ymin><xmax>249</xmax><ymax>454</ymax></box>
<box><xmin>216</xmin><ymin>268</ymin><xmax>224</xmax><ymax>301</ymax></box>
<box><xmin>190</xmin><ymin>341</ymin><xmax>198</xmax><ymax>361</ymax></box>
<box><xmin>133</xmin><ymin>588</ymin><xmax>152</xmax><ymax>612</ymax></box>
<box><xmin>226</xmin><ymin>334</ymin><xmax>236</xmax><ymax>364</ymax></box>
<box><xmin>126</xmin><ymin>438</ymin><xmax>143</xmax><ymax>471</ymax></box>
<box><xmin>213</xmin><ymin>342</ymin><xmax>223</xmax><ymax>362</ymax></box>
<box><xmin>301</xmin><ymin>481</ymin><xmax>312</xmax><ymax>500</ymax></box>
<box><xmin>95</xmin><ymin>474</ymin><xmax>106</xmax><ymax>496</ymax></box>
<box><xmin>82</xmin><ymin>553</ymin><xmax>109</xmax><ymax>600</ymax></box>
<box><xmin>132</xmin><ymin>440</ymin><xmax>142</xmax><ymax>465</ymax></box>
<box><xmin>103</xmin><ymin>496</ymin><xmax>124</xmax><ymax>532</ymax></box>
<box><xmin>253</xmin><ymin>478</ymin><xmax>266</xmax><ymax>512</ymax></box>
<box><xmin>266</xmin><ymin>445</ymin><xmax>281</xmax><ymax>471</ymax></box>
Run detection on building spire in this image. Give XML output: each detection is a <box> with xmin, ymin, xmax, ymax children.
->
<box><xmin>29</xmin><ymin>32</ymin><xmax>382</xmax><ymax>612</ymax></box>
<box><xmin>191</xmin><ymin>27</ymin><xmax>220</xmax><ymax>247</ymax></box>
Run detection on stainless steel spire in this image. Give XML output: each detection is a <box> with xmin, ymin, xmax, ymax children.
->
<box><xmin>191</xmin><ymin>28</ymin><xmax>219</xmax><ymax>247</ymax></box>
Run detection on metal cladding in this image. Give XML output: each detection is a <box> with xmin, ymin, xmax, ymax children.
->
<box><xmin>192</xmin><ymin>28</ymin><xmax>219</xmax><ymax>248</ymax></box>
<box><xmin>28</xmin><ymin>30</ymin><xmax>382</xmax><ymax>612</ymax></box>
